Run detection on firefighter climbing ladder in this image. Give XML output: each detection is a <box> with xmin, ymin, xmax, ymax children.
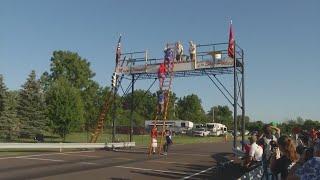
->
<box><xmin>148</xmin><ymin>45</ymin><xmax>175</xmax><ymax>156</ymax></box>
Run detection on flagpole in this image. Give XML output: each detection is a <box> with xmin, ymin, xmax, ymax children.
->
<box><xmin>233</xmin><ymin>40</ymin><xmax>237</xmax><ymax>149</ymax></box>
<box><xmin>228</xmin><ymin>20</ymin><xmax>237</xmax><ymax>149</ymax></box>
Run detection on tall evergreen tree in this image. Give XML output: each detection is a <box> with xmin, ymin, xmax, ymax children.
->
<box><xmin>17</xmin><ymin>70</ymin><xmax>48</xmax><ymax>136</ymax></box>
<box><xmin>0</xmin><ymin>92</ymin><xmax>19</xmax><ymax>141</ymax></box>
<box><xmin>0</xmin><ymin>75</ymin><xmax>19</xmax><ymax>140</ymax></box>
<box><xmin>0</xmin><ymin>75</ymin><xmax>6</xmax><ymax>116</ymax></box>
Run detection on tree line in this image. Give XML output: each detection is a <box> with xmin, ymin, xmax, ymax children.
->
<box><xmin>0</xmin><ymin>51</ymin><xmax>236</xmax><ymax>141</ymax></box>
<box><xmin>1</xmin><ymin>51</ymin><xmax>318</xmax><ymax>141</ymax></box>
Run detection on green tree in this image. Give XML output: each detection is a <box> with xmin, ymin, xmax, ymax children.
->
<box><xmin>82</xmin><ymin>82</ymin><xmax>103</xmax><ymax>131</ymax></box>
<box><xmin>303</xmin><ymin>119</ymin><xmax>320</xmax><ymax>130</ymax></box>
<box><xmin>236</xmin><ymin>115</ymin><xmax>250</xmax><ymax>130</ymax></box>
<box><xmin>0</xmin><ymin>92</ymin><xmax>19</xmax><ymax>141</ymax></box>
<box><xmin>0</xmin><ymin>75</ymin><xmax>5</xmax><ymax>116</ymax></box>
<box><xmin>208</xmin><ymin>105</ymin><xmax>233</xmax><ymax>128</ymax></box>
<box><xmin>0</xmin><ymin>76</ymin><xmax>19</xmax><ymax>140</ymax></box>
<box><xmin>165</xmin><ymin>91</ymin><xmax>178</xmax><ymax>120</ymax></box>
<box><xmin>246</xmin><ymin>120</ymin><xmax>264</xmax><ymax>132</ymax></box>
<box><xmin>122</xmin><ymin>90</ymin><xmax>157</xmax><ymax>126</ymax></box>
<box><xmin>176</xmin><ymin>94</ymin><xmax>207</xmax><ymax>124</ymax></box>
<box><xmin>42</xmin><ymin>51</ymin><xmax>99</xmax><ymax>132</ymax></box>
<box><xmin>296</xmin><ymin>116</ymin><xmax>304</xmax><ymax>125</ymax></box>
<box><xmin>17</xmin><ymin>70</ymin><xmax>48</xmax><ymax>136</ymax></box>
<box><xmin>46</xmin><ymin>77</ymin><xmax>84</xmax><ymax>140</ymax></box>
<box><xmin>44</xmin><ymin>51</ymin><xmax>95</xmax><ymax>89</ymax></box>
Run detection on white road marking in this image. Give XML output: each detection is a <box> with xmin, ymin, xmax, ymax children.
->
<box><xmin>113</xmin><ymin>157</ymin><xmax>133</xmax><ymax>160</ymax></box>
<box><xmin>149</xmin><ymin>160</ymin><xmax>190</xmax><ymax>165</ymax></box>
<box><xmin>0</xmin><ymin>150</ymin><xmax>95</xmax><ymax>160</ymax></box>
<box><xmin>78</xmin><ymin>162</ymin><xmax>98</xmax><ymax>165</ymax></box>
<box><xmin>169</xmin><ymin>152</ymin><xmax>211</xmax><ymax>157</ymax></box>
<box><xmin>15</xmin><ymin>157</ymin><xmax>65</xmax><ymax>162</ymax></box>
<box><xmin>115</xmin><ymin>165</ymin><xmax>191</xmax><ymax>175</ymax></box>
<box><xmin>59</xmin><ymin>153</ymin><xmax>99</xmax><ymax>158</ymax></box>
<box><xmin>181</xmin><ymin>166</ymin><xmax>216</xmax><ymax>179</ymax></box>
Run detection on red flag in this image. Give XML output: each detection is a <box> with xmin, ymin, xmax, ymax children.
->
<box><xmin>228</xmin><ymin>21</ymin><xmax>235</xmax><ymax>58</ymax></box>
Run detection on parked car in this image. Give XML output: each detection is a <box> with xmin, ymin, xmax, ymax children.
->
<box><xmin>193</xmin><ymin>128</ymin><xmax>210</xmax><ymax>137</ymax></box>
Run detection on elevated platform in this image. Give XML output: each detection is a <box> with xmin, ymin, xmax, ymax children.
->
<box><xmin>116</xmin><ymin>43</ymin><xmax>244</xmax><ymax>80</ymax></box>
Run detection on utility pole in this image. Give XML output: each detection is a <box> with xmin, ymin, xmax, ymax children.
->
<box><xmin>212</xmin><ymin>107</ymin><xmax>215</xmax><ymax>122</ymax></box>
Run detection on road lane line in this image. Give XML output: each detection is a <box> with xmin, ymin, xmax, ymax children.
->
<box><xmin>181</xmin><ymin>166</ymin><xmax>216</xmax><ymax>179</ymax></box>
<box><xmin>115</xmin><ymin>165</ymin><xmax>191</xmax><ymax>175</ymax></box>
<box><xmin>0</xmin><ymin>150</ymin><xmax>95</xmax><ymax>160</ymax></box>
<box><xmin>113</xmin><ymin>157</ymin><xmax>133</xmax><ymax>160</ymax></box>
<box><xmin>59</xmin><ymin>153</ymin><xmax>99</xmax><ymax>158</ymax></box>
<box><xmin>78</xmin><ymin>162</ymin><xmax>98</xmax><ymax>165</ymax></box>
<box><xmin>169</xmin><ymin>153</ymin><xmax>211</xmax><ymax>157</ymax></box>
<box><xmin>149</xmin><ymin>160</ymin><xmax>190</xmax><ymax>165</ymax></box>
<box><xmin>15</xmin><ymin>157</ymin><xmax>65</xmax><ymax>162</ymax></box>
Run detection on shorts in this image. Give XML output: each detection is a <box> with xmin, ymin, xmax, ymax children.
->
<box><xmin>158</xmin><ymin>73</ymin><xmax>165</xmax><ymax>79</ymax></box>
<box><xmin>152</xmin><ymin>138</ymin><xmax>157</xmax><ymax>148</ymax></box>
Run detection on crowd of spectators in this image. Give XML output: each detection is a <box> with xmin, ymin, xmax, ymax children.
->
<box><xmin>240</xmin><ymin>124</ymin><xmax>320</xmax><ymax>180</ymax></box>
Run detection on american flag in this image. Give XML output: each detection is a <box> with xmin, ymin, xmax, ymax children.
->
<box><xmin>115</xmin><ymin>35</ymin><xmax>122</xmax><ymax>66</ymax></box>
<box><xmin>228</xmin><ymin>21</ymin><xmax>235</xmax><ymax>58</ymax></box>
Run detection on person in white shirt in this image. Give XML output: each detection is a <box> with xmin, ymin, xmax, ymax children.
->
<box><xmin>176</xmin><ymin>41</ymin><xmax>183</xmax><ymax>62</ymax></box>
<box><xmin>245</xmin><ymin>135</ymin><xmax>263</xmax><ymax>168</ymax></box>
<box><xmin>189</xmin><ymin>41</ymin><xmax>196</xmax><ymax>62</ymax></box>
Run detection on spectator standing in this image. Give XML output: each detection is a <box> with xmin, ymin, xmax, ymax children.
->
<box><xmin>244</xmin><ymin>135</ymin><xmax>263</xmax><ymax>168</ymax></box>
<box><xmin>151</xmin><ymin>126</ymin><xmax>158</xmax><ymax>154</ymax></box>
<box><xmin>308</xmin><ymin>128</ymin><xmax>318</xmax><ymax>147</ymax></box>
<box><xmin>270</xmin><ymin>135</ymin><xmax>298</xmax><ymax>179</ymax></box>
<box><xmin>295</xmin><ymin>141</ymin><xmax>320</xmax><ymax>180</ymax></box>
<box><xmin>258</xmin><ymin>124</ymin><xmax>280</xmax><ymax>176</ymax></box>
<box><xmin>163</xmin><ymin>129</ymin><xmax>173</xmax><ymax>155</ymax></box>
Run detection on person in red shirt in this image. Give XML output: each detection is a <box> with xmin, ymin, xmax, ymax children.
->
<box><xmin>151</xmin><ymin>126</ymin><xmax>158</xmax><ymax>154</ymax></box>
<box><xmin>158</xmin><ymin>63</ymin><xmax>166</xmax><ymax>89</ymax></box>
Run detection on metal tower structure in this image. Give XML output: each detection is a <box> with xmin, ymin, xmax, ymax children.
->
<box><xmin>92</xmin><ymin>40</ymin><xmax>245</xmax><ymax>149</ymax></box>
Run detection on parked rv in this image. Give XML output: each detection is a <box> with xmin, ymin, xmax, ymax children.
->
<box><xmin>205</xmin><ymin>123</ymin><xmax>227</xmax><ymax>136</ymax></box>
<box><xmin>144</xmin><ymin>120</ymin><xmax>193</xmax><ymax>135</ymax></box>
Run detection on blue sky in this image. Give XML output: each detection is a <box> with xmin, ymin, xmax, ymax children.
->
<box><xmin>0</xmin><ymin>0</ymin><xmax>319</xmax><ymax>123</ymax></box>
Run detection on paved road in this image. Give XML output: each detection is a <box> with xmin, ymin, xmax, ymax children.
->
<box><xmin>0</xmin><ymin>142</ymin><xmax>244</xmax><ymax>180</ymax></box>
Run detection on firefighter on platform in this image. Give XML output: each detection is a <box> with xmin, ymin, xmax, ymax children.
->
<box><xmin>189</xmin><ymin>41</ymin><xmax>196</xmax><ymax>62</ymax></box>
<box><xmin>176</xmin><ymin>41</ymin><xmax>183</xmax><ymax>62</ymax></box>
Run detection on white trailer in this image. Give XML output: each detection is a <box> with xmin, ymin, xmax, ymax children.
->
<box><xmin>205</xmin><ymin>123</ymin><xmax>227</xmax><ymax>136</ymax></box>
<box><xmin>145</xmin><ymin>120</ymin><xmax>194</xmax><ymax>134</ymax></box>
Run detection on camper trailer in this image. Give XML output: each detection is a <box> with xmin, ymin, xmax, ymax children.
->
<box><xmin>145</xmin><ymin>120</ymin><xmax>194</xmax><ymax>134</ymax></box>
<box><xmin>205</xmin><ymin>123</ymin><xmax>227</xmax><ymax>136</ymax></box>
